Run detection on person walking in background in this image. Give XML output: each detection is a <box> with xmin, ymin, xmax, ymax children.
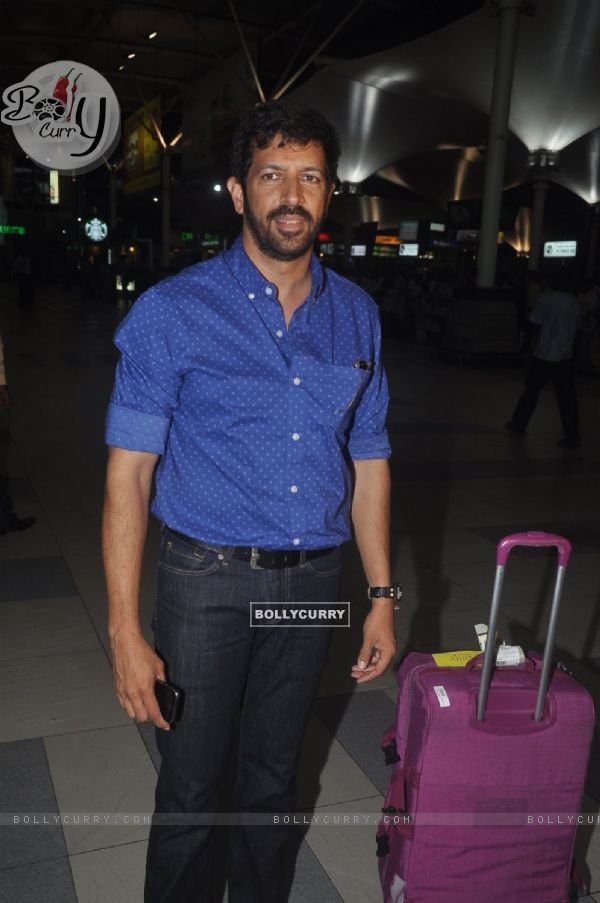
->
<box><xmin>12</xmin><ymin>247</ymin><xmax>35</xmax><ymax>312</ymax></box>
<box><xmin>505</xmin><ymin>270</ymin><xmax>581</xmax><ymax>448</ymax></box>
<box><xmin>0</xmin><ymin>332</ymin><xmax>36</xmax><ymax>533</ymax></box>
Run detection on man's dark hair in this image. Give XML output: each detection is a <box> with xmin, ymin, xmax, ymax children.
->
<box><xmin>230</xmin><ymin>101</ymin><xmax>341</xmax><ymax>186</ymax></box>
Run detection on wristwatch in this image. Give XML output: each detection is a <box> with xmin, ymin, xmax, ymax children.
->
<box><xmin>368</xmin><ymin>584</ymin><xmax>403</xmax><ymax>603</ymax></box>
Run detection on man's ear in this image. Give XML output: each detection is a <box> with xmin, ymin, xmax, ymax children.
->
<box><xmin>227</xmin><ymin>177</ymin><xmax>244</xmax><ymax>215</ymax></box>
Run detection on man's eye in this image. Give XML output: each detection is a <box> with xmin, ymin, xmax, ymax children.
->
<box><xmin>303</xmin><ymin>174</ymin><xmax>319</xmax><ymax>183</ymax></box>
<box><xmin>262</xmin><ymin>172</ymin><xmax>280</xmax><ymax>180</ymax></box>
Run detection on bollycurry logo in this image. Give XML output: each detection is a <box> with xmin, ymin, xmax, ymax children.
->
<box><xmin>1</xmin><ymin>61</ymin><xmax>120</xmax><ymax>175</ymax></box>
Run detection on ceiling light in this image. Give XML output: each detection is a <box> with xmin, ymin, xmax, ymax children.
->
<box><xmin>153</xmin><ymin>196</ymin><xmax>159</xmax><ymax>202</ymax></box>
<box><xmin>213</xmin><ymin>184</ymin><xmax>222</xmax><ymax>192</ymax></box>
<box><xmin>118</xmin><ymin>65</ymin><xmax>125</xmax><ymax>71</ymax></box>
<box><xmin>128</xmin><ymin>52</ymin><xmax>136</xmax><ymax>60</ymax></box>
<box><xmin>148</xmin><ymin>31</ymin><xmax>158</xmax><ymax>39</ymax></box>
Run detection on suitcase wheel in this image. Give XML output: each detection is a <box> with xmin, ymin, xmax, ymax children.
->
<box><xmin>382</xmin><ymin>737</ymin><xmax>401</xmax><ymax>765</ymax></box>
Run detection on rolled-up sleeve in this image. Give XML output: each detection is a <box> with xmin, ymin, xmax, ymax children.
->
<box><xmin>105</xmin><ymin>289</ymin><xmax>182</xmax><ymax>454</ymax></box>
<box><xmin>347</xmin><ymin>312</ymin><xmax>391</xmax><ymax>460</ymax></box>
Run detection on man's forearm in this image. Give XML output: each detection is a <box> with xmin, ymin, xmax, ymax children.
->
<box><xmin>102</xmin><ymin>447</ymin><xmax>169</xmax><ymax>728</ymax></box>
<box><xmin>351</xmin><ymin>458</ymin><xmax>391</xmax><ymax>587</ymax></box>
<box><xmin>102</xmin><ymin>448</ymin><xmax>156</xmax><ymax>639</ymax></box>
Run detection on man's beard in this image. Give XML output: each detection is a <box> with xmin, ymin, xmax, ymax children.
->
<box><xmin>243</xmin><ymin>200</ymin><xmax>321</xmax><ymax>261</ymax></box>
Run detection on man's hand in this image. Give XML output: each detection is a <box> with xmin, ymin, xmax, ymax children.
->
<box><xmin>111</xmin><ymin>626</ymin><xmax>171</xmax><ymax>730</ymax></box>
<box><xmin>351</xmin><ymin>601</ymin><xmax>396</xmax><ymax>684</ymax></box>
<box><xmin>0</xmin><ymin>386</ymin><xmax>10</xmax><ymax>409</ymax></box>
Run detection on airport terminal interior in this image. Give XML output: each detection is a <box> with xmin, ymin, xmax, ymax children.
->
<box><xmin>3</xmin><ymin>0</ymin><xmax>600</xmax><ymax>900</ymax></box>
<box><xmin>0</xmin><ymin>281</ymin><xmax>599</xmax><ymax>902</ymax></box>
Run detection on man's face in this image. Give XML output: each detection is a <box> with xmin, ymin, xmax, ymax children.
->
<box><xmin>227</xmin><ymin>136</ymin><xmax>334</xmax><ymax>262</ymax></box>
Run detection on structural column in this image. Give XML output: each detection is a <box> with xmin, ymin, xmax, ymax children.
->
<box><xmin>586</xmin><ymin>203</ymin><xmax>600</xmax><ymax>280</ymax></box>
<box><xmin>108</xmin><ymin>165</ymin><xmax>118</xmax><ymax>271</ymax></box>
<box><xmin>528</xmin><ymin>177</ymin><xmax>549</xmax><ymax>271</ymax></box>
<box><xmin>109</xmin><ymin>168</ymin><xmax>117</xmax><ymax>233</ymax></box>
<box><xmin>477</xmin><ymin>0</ymin><xmax>535</xmax><ymax>287</ymax></box>
<box><xmin>161</xmin><ymin>150</ymin><xmax>171</xmax><ymax>270</ymax></box>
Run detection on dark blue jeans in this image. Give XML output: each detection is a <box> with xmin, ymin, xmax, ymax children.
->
<box><xmin>144</xmin><ymin>528</ymin><xmax>342</xmax><ymax>903</ymax></box>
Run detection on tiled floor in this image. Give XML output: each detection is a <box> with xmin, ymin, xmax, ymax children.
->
<box><xmin>0</xmin><ymin>280</ymin><xmax>599</xmax><ymax>902</ymax></box>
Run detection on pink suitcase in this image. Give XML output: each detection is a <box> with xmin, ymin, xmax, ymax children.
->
<box><xmin>377</xmin><ymin>532</ymin><xmax>595</xmax><ymax>903</ymax></box>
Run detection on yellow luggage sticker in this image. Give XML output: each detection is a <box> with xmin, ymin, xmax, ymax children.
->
<box><xmin>432</xmin><ymin>650</ymin><xmax>480</xmax><ymax>667</ymax></box>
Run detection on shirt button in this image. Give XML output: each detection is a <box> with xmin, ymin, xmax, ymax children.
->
<box><xmin>248</xmin><ymin>293</ymin><xmax>255</xmax><ymax>300</ymax></box>
<box><xmin>276</xmin><ymin>329</ymin><xmax>283</xmax><ymax>338</ymax></box>
<box><xmin>292</xmin><ymin>538</ymin><xmax>300</xmax><ymax>546</ymax></box>
<box><xmin>292</xmin><ymin>432</ymin><xmax>300</xmax><ymax>441</ymax></box>
<box><xmin>293</xmin><ymin>376</ymin><xmax>301</xmax><ymax>385</ymax></box>
<box><xmin>265</xmin><ymin>286</ymin><xmax>273</xmax><ymax>295</ymax></box>
<box><xmin>290</xmin><ymin>485</ymin><xmax>298</xmax><ymax>493</ymax></box>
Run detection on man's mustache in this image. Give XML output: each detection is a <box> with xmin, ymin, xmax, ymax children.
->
<box><xmin>267</xmin><ymin>205</ymin><xmax>313</xmax><ymax>224</ymax></box>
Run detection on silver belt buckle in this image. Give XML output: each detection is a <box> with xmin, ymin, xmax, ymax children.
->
<box><xmin>250</xmin><ymin>547</ymin><xmax>263</xmax><ymax>570</ymax></box>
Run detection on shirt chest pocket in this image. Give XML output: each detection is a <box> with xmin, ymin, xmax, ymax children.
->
<box><xmin>300</xmin><ymin>359</ymin><xmax>370</xmax><ymax>428</ymax></box>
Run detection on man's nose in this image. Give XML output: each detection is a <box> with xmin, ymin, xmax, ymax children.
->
<box><xmin>280</xmin><ymin>175</ymin><xmax>304</xmax><ymax>207</ymax></box>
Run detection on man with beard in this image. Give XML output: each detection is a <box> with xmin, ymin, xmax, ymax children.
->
<box><xmin>103</xmin><ymin>101</ymin><xmax>396</xmax><ymax>903</ymax></box>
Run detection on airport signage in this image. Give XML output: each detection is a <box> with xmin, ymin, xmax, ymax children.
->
<box><xmin>0</xmin><ymin>225</ymin><xmax>26</xmax><ymax>235</ymax></box>
<box><xmin>544</xmin><ymin>241</ymin><xmax>577</xmax><ymax>258</ymax></box>
<box><xmin>84</xmin><ymin>217</ymin><xmax>108</xmax><ymax>241</ymax></box>
<box><xmin>399</xmin><ymin>221</ymin><xmax>418</xmax><ymax>241</ymax></box>
<box><xmin>398</xmin><ymin>243</ymin><xmax>419</xmax><ymax>257</ymax></box>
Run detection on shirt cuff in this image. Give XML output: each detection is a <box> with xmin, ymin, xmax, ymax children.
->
<box><xmin>348</xmin><ymin>431</ymin><xmax>391</xmax><ymax>460</ymax></box>
<box><xmin>105</xmin><ymin>402</ymin><xmax>170</xmax><ymax>453</ymax></box>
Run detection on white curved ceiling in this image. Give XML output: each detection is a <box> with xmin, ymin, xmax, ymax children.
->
<box><xmin>290</xmin><ymin>0</ymin><xmax>600</xmax><ymax>203</ymax></box>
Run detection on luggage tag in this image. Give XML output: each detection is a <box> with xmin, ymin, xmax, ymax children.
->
<box><xmin>474</xmin><ymin>623</ymin><xmax>525</xmax><ymax>666</ymax></box>
<box><xmin>432</xmin><ymin>650</ymin><xmax>480</xmax><ymax>667</ymax></box>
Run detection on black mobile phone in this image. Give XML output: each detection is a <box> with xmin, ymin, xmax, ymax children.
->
<box><xmin>154</xmin><ymin>679</ymin><xmax>183</xmax><ymax>725</ymax></box>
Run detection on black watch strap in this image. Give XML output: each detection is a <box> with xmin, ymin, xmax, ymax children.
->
<box><xmin>368</xmin><ymin>584</ymin><xmax>402</xmax><ymax>602</ymax></box>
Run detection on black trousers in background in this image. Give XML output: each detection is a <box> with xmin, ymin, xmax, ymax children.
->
<box><xmin>510</xmin><ymin>356</ymin><xmax>580</xmax><ymax>441</ymax></box>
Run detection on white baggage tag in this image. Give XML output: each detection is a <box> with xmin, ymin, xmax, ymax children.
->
<box><xmin>433</xmin><ymin>686</ymin><xmax>450</xmax><ymax>708</ymax></box>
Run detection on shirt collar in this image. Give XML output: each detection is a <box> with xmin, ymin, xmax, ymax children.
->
<box><xmin>223</xmin><ymin>235</ymin><xmax>325</xmax><ymax>304</ymax></box>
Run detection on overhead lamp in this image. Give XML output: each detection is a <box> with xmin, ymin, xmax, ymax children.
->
<box><xmin>118</xmin><ymin>65</ymin><xmax>125</xmax><ymax>71</ymax></box>
<box><xmin>169</xmin><ymin>131</ymin><xmax>183</xmax><ymax>148</ymax></box>
<box><xmin>153</xmin><ymin>196</ymin><xmax>159</xmax><ymax>202</ymax></box>
<box><xmin>148</xmin><ymin>31</ymin><xmax>158</xmax><ymax>39</ymax></box>
<box><xmin>128</xmin><ymin>52</ymin><xmax>136</xmax><ymax>60</ymax></box>
<box><xmin>213</xmin><ymin>184</ymin><xmax>222</xmax><ymax>192</ymax></box>
<box><xmin>527</xmin><ymin>149</ymin><xmax>559</xmax><ymax>172</ymax></box>
<box><xmin>340</xmin><ymin>181</ymin><xmax>361</xmax><ymax>196</ymax></box>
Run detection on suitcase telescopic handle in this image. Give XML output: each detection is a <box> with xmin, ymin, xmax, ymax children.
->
<box><xmin>477</xmin><ymin>532</ymin><xmax>572</xmax><ymax>723</ymax></box>
<box><xmin>497</xmin><ymin>532</ymin><xmax>572</xmax><ymax>568</ymax></box>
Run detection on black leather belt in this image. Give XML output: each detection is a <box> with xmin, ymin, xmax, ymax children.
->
<box><xmin>166</xmin><ymin>528</ymin><xmax>335</xmax><ymax>570</ymax></box>
<box><xmin>234</xmin><ymin>546</ymin><xmax>335</xmax><ymax>570</ymax></box>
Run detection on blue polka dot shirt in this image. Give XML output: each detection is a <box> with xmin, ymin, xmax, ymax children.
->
<box><xmin>105</xmin><ymin>237</ymin><xmax>391</xmax><ymax>549</ymax></box>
